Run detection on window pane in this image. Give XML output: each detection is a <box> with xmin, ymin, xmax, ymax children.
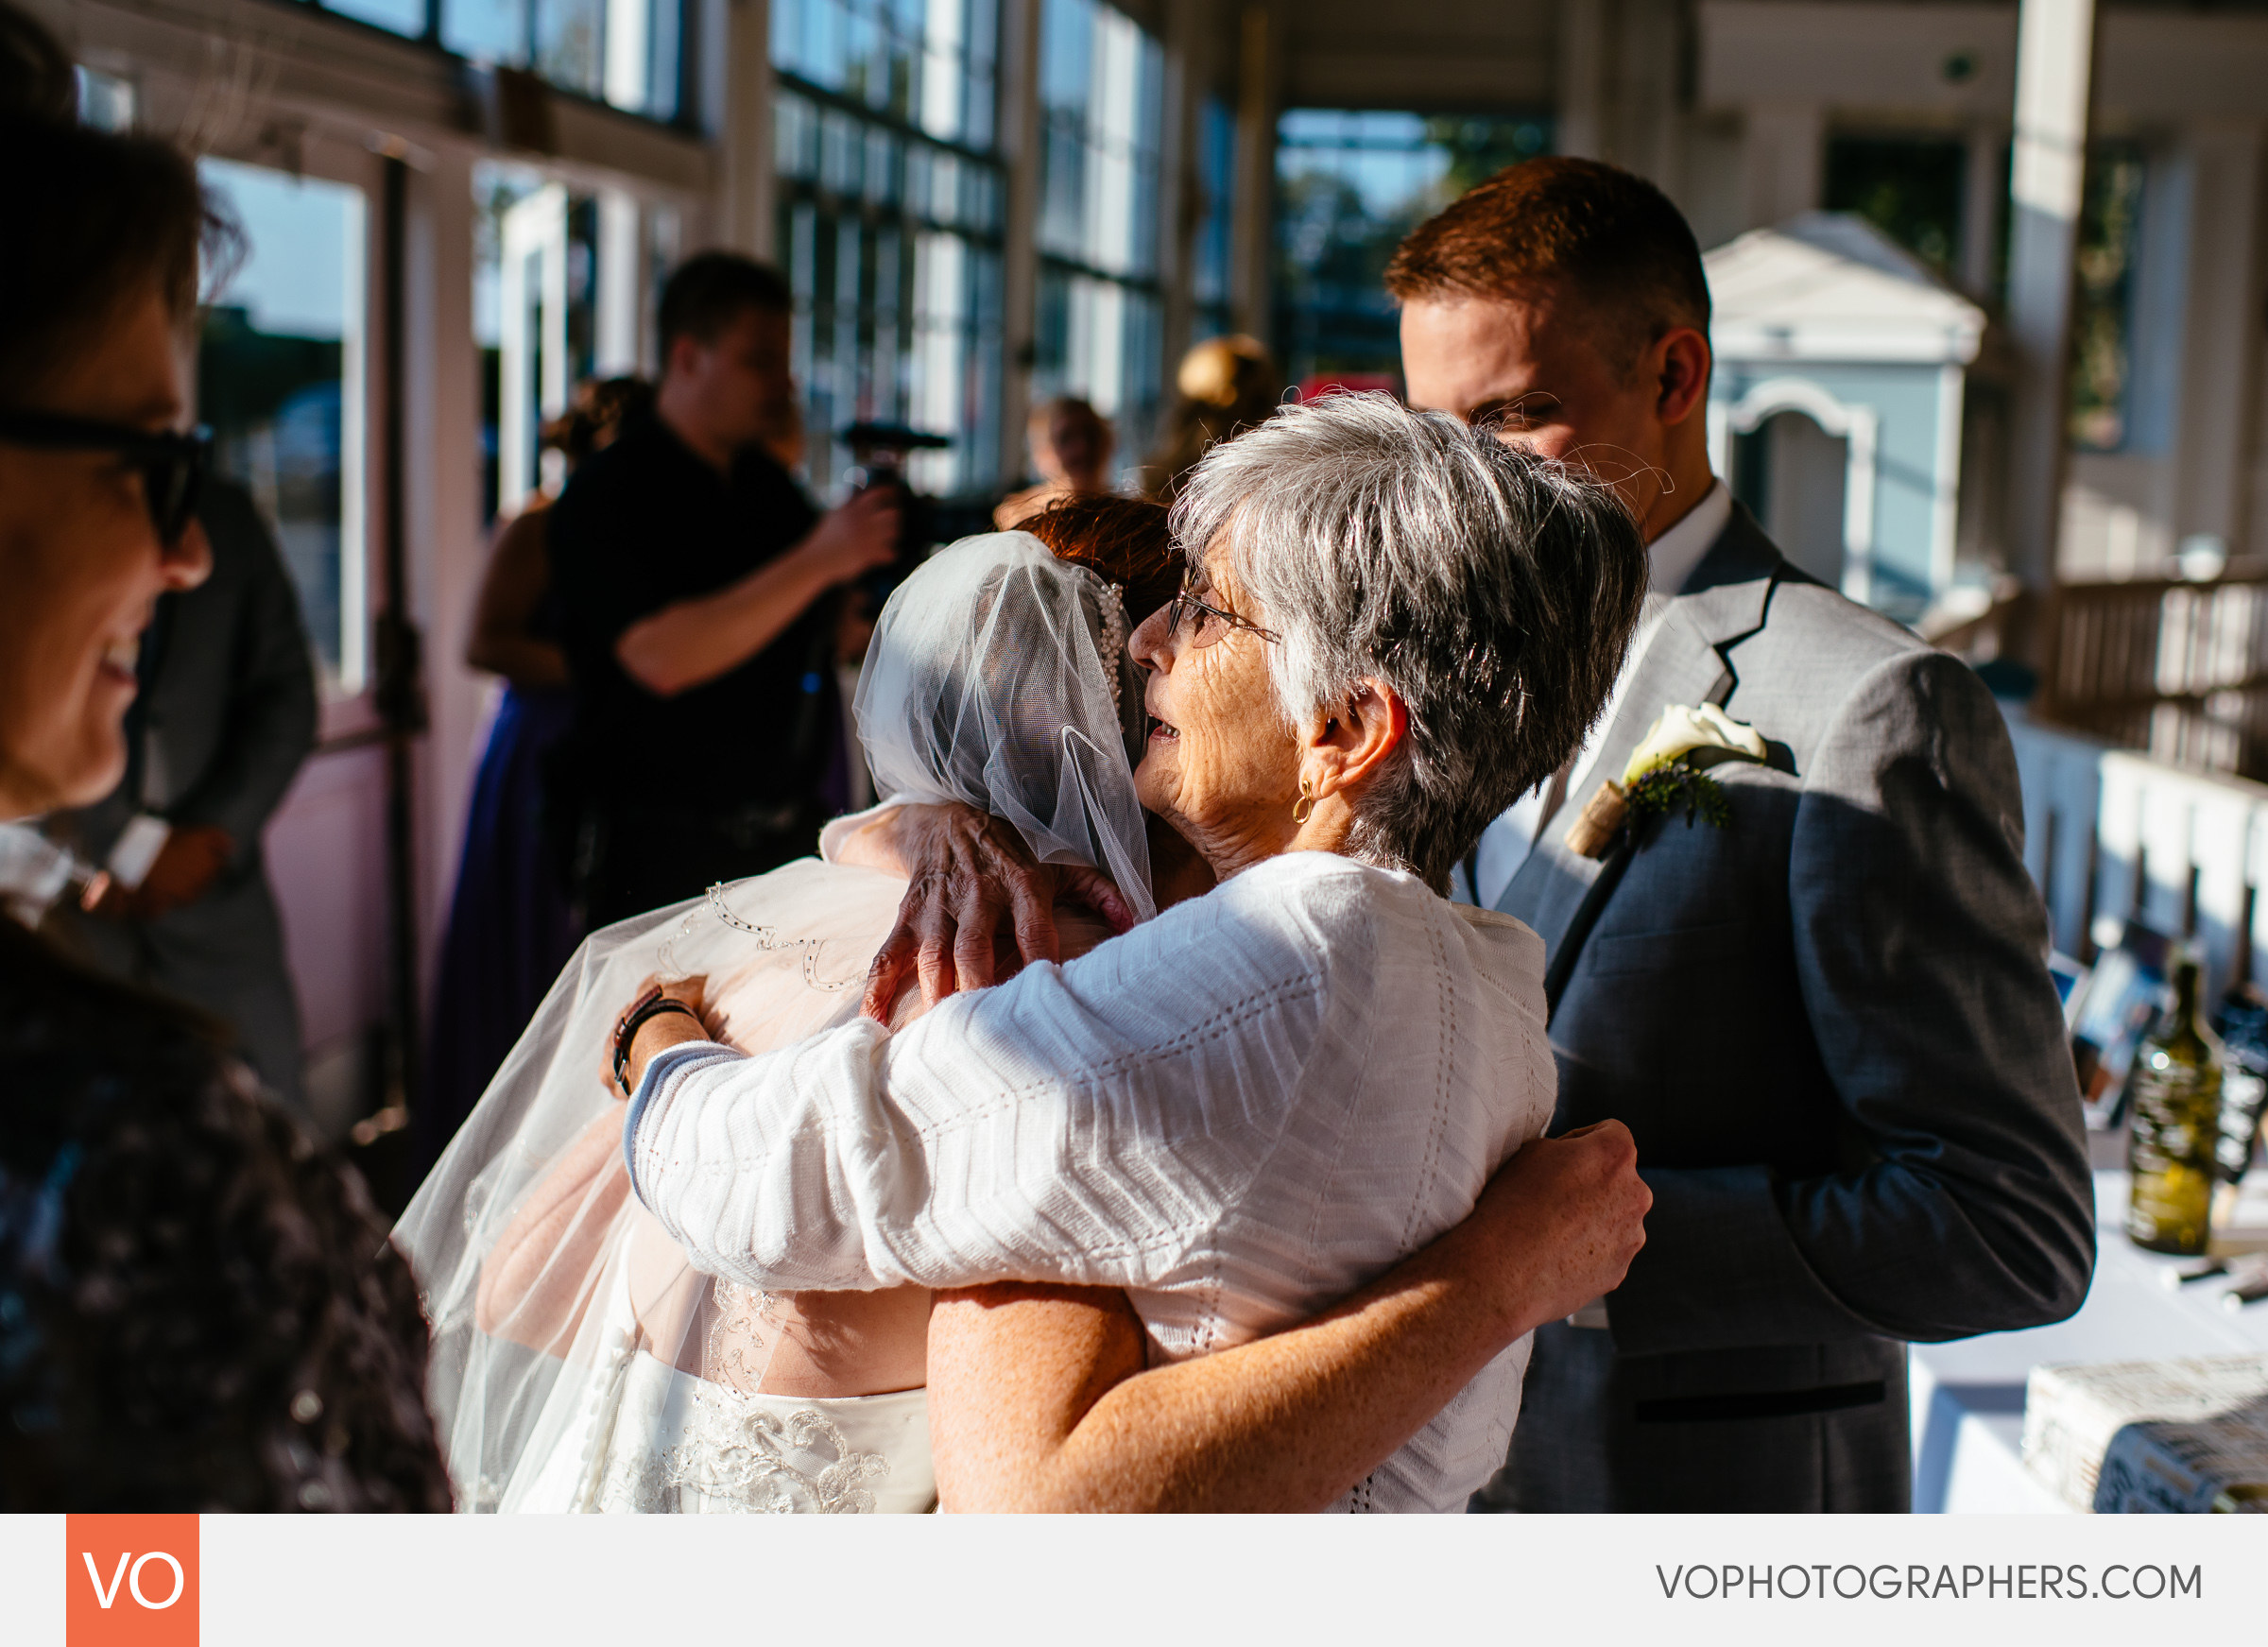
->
<box><xmin>602</xmin><ymin>0</ymin><xmax>680</xmax><ymax>118</ymax></box>
<box><xmin>777</xmin><ymin>0</ymin><xmax>997</xmax><ymax>152</ymax></box>
<box><xmin>324</xmin><ymin>0</ymin><xmax>429</xmax><ymax>38</ymax></box>
<box><xmin>771</xmin><ymin>6</ymin><xmax>1007</xmax><ymax>503</ymax></box>
<box><xmin>535</xmin><ymin>0</ymin><xmax>606</xmax><ymax>96</ymax></box>
<box><xmin>1038</xmin><ymin>0</ymin><xmax>1161</xmax><ymax>277</ymax></box>
<box><xmin>198</xmin><ymin>160</ymin><xmax>369</xmax><ymax>696</ymax></box>
<box><xmin>472</xmin><ymin>164</ymin><xmax>619</xmax><ymax>519</ymax></box>
<box><xmin>643</xmin><ymin>0</ymin><xmax>681</xmax><ymax>118</ymax></box>
<box><xmin>1192</xmin><ymin>94</ymin><xmax>1234</xmax><ymax>333</ymax></box>
<box><xmin>1032</xmin><ymin>262</ymin><xmax>1160</xmax><ymax>462</ymax></box>
<box><xmin>442</xmin><ymin>0</ymin><xmax>527</xmax><ymax>62</ymax></box>
<box><xmin>1274</xmin><ymin>109</ymin><xmax>1551</xmax><ymax>392</ymax></box>
<box><xmin>1035</xmin><ymin>0</ymin><xmax>1162</xmax><ymax>468</ymax></box>
<box><xmin>74</xmin><ymin>66</ymin><xmax>136</xmax><ymax>132</ymax></box>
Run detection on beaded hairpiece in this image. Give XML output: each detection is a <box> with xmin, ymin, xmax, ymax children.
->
<box><xmin>1094</xmin><ymin>579</ymin><xmax>1128</xmax><ymax>716</ymax></box>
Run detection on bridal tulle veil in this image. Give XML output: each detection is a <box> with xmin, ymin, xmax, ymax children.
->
<box><xmin>393</xmin><ymin>531</ymin><xmax>1154</xmax><ymax>1510</ymax></box>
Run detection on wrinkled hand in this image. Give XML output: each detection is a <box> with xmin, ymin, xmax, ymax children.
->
<box><xmin>860</xmin><ymin>802</ymin><xmax>1137</xmax><ymax>1022</ymax></box>
<box><xmin>801</xmin><ymin>487</ymin><xmax>901</xmax><ymax>587</ymax></box>
<box><xmin>94</xmin><ymin>824</ymin><xmax>233</xmax><ymax>921</ymax></box>
<box><xmin>1468</xmin><ymin>1121</ymin><xmax>1651</xmax><ymax>1333</ymax></box>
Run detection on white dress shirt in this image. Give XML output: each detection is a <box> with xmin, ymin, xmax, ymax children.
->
<box><xmin>627</xmin><ymin>850</ymin><xmax>1558</xmax><ymax>1512</ymax></box>
<box><xmin>1457</xmin><ymin>480</ymin><xmax>1732</xmax><ymax>910</ymax></box>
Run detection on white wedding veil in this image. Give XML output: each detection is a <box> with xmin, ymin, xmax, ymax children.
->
<box><xmin>856</xmin><ymin>531</ymin><xmax>1154</xmax><ymax>923</ymax></box>
<box><xmin>393</xmin><ymin>530</ymin><xmax>1152</xmax><ymax>1511</ymax></box>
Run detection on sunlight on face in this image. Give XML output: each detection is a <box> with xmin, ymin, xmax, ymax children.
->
<box><xmin>1127</xmin><ymin>549</ymin><xmax>1302</xmax><ymax>875</ymax></box>
<box><xmin>0</xmin><ymin>283</ymin><xmax>207</xmax><ymax>819</ymax></box>
<box><xmin>1399</xmin><ymin>289</ymin><xmax>1672</xmax><ymax>522</ymax></box>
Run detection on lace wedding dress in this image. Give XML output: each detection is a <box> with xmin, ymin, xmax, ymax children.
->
<box><xmin>511</xmin><ymin>1242</ymin><xmax>937</xmax><ymax>1516</ymax></box>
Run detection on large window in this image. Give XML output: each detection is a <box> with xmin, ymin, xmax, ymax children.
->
<box><xmin>279</xmin><ymin>0</ymin><xmax>684</xmax><ymax>122</ymax></box>
<box><xmin>1190</xmin><ymin>94</ymin><xmax>1236</xmax><ymax>344</ymax></box>
<box><xmin>473</xmin><ymin>163</ymin><xmax>677</xmax><ymax>519</ymax></box>
<box><xmin>1034</xmin><ymin>0</ymin><xmax>1163</xmax><ymax>472</ymax></box>
<box><xmin>1274</xmin><ymin>111</ymin><xmax>1549</xmax><ymax>393</ymax></box>
<box><xmin>198</xmin><ymin>160</ymin><xmax>369</xmax><ymax>696</ymax></box>
<box><xmin>447</xmin><ymin>0</ymin><xmax>681</xmax><ymax>117</ymax></box>
<box><xmin>774</xmin><ymin>0</ymin><xmax>1005</xmax><ymax>497</ymax></box>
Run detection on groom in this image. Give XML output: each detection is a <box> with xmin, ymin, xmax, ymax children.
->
<box><xmin>870</xmin><ymin>159</ymin><xmax>2095</xmax><ymax>1513</ymax></box>
<box><xmin>1389</xmin><ymin>158</ymin><xmax>2092</xmax><ymax>1511</ymax></box>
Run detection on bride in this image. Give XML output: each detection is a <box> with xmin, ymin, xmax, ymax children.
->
<box><xmin>396</xmin><ymin>504</ymin><xmax>1183</xmax><ymax>1513</ymax></box>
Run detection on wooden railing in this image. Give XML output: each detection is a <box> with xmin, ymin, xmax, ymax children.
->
<box><xmin>2038</xmin><ymin>572</ymin><xmax>2268</xmax><ymax>781</ymax></box>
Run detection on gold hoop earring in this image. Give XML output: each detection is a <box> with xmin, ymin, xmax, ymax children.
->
<box><xmin>1292</xmin><ymin>777</ymin><xmax>1316</xmax><ymax>825</ymax></box>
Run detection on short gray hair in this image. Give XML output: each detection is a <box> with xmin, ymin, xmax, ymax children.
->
<box><xmin>1171</xmin><ymin>393</ymin><xmax>1649</xmax><ymax>890</ymax></box>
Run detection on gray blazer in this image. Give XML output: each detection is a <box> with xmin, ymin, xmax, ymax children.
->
<box><xmin>45</xmin><ymin>476</ymin><xmax>318</xmax><ymax>1109</ymax></box>
<box><xmin>1489</xmin><ymin>503</ymin><xmax>2094</xmax><ymax>1512</ymax></box>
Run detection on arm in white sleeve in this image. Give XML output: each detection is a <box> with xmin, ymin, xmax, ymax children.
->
<box><xmin>627</xmin><ymin>863</ymin><xmax>1344</xmax><ymax>1295</ymax></box>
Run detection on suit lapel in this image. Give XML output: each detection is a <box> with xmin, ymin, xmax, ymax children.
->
<box><xmin>1496</xmin><ymin>503</ymin><xmax>1792</xmax><ymax>948</ymax></box>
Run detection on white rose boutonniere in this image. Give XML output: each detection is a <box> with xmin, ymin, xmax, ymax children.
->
<box><xmin>1563</xmin><ymin>703</ymin><xmax>1771</xmax><ymax>859</ymax></box>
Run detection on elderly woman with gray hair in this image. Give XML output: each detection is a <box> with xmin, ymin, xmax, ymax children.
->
<box><xmin>620</xmin><ymin>393</ymin><xmax>1649</xmax><ymax>1511</ymax></box>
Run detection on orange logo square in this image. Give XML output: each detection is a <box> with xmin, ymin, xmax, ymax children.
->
<box><xmin>65</xmin><ymin>1516</ymin><xmax>198</xmax><ymax>1647</ymax></box>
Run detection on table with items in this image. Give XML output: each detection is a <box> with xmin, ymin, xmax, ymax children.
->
<box><xmin>1910</xmin><ymin>1154</ymin><xmax>2268</xmax><ymax>1513</ymax></box>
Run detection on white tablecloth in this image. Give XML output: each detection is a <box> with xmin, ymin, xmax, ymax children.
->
<box><xmin>1910</xmin><ymin>1158</ymin><xmax>2268</xmax><ymax>1512</ymax></box>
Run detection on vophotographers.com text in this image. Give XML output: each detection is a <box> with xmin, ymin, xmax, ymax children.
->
<box><xmin>1656</xmin><ymin>1563</ymin><xmax>2203</xmax><ymax>1602</ymax></box>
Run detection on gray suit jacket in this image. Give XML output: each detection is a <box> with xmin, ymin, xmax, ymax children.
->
<box><xmin>44</xmin><ymin>477</ymin><xmax>318</xmax><ymax>1108</ymax></box>
<box><xmin>1490</xmin><ymin>503</ymin><xmax>2094</xmax><ymax>1512</ymax></box>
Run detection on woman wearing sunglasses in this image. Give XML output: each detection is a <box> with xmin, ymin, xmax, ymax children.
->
<box><xmin>0</xmin><ymin>170</ymin><xmax>213</xmax><ymax>821</ymax></box>
<box><xmin>0</xmin><ymin>33</ymin><xmax>450</xmax><ymax>1513</ymax></box>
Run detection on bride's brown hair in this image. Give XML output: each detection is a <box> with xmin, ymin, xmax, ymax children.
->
<box><xmin>1017</xmin><ymin>494</ymin><xmax>1178</xmax><ymax>623</ymax></box>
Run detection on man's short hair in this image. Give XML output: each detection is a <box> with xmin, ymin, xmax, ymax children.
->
<box><xmin>1384</xmin><ymin>157</ymin><xmax>1710</xmax><ymax>377</ymax></box>
<box><xmin>657</xmin><ymin>252</ymin><xmax>793</xmax><ymax>352</ymax></box>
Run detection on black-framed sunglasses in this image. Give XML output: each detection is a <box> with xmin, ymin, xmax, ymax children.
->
<box><xmin>0</xmin><ymin>410</ymin><xmax>211</xmax><ymax>545</ymax></box>
<box><xmin>1164</xmin><ymin>578</ymin><xmax>1279</xmax><ymax>650</ymax></box>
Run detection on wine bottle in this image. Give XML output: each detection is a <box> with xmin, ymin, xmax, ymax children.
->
<box><xmin>2127</xmin><ymin>952</ymin><xmax>2226</xmax><ymax>1257</ymax></box>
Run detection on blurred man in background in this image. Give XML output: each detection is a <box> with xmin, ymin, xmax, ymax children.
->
<box><xmin>546</xmin><ymin>252</ymin><xmax>898</xmax><ymax>925</ymax></box>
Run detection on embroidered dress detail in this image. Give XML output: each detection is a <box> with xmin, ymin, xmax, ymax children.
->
<box><xmin>703</xmin><ymin>1280</ymin><xmax>780</xmax><ymax>1392</ymax></box>
<box><xmin>586</xmin><ymin>1350</ymin><xmax>936</xmax><ymax>1515</ymax></box>
<box><xmin>658</xmin><ymin>883</ymin><xmax>862</xmax><ymax>993</ymax></box>
<box><xmin>653</xmin><ymin>1389</ymin><xmax>888</xmax><ymax>1515</ymax></box>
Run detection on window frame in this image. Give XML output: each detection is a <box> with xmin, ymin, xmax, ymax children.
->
<box><xmin>1030</xmin><ymin>0</ymin><xmax>1169</xmax><ymax>474</ymax></box>
<box><xmin>266</xmin><ymin>0</ymin><xmax>702</xmax><ymax>134</ymax></box>
<box><xmin>772</xmin><ymin>61</ymin><xmax>1012</xmax><ymax>498</ymax></box>
<box><xmin>195</xmin><ymin>140</ymin><xmax>385</xmax><ymax>737</ymax></box>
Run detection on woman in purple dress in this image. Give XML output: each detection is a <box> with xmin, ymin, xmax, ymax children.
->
<box><xmin>417</xmin><ymin>379</ymin><xmax>651</xmax><ymax>1175</ymax></box>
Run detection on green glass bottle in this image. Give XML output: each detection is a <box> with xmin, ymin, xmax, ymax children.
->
<box><xmin>2127</xmin><ymin>952</ymin><xmax>2226</xmax><ymax>1256</ymax></box>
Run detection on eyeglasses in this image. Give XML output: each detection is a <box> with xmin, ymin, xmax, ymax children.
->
<box><xmin>1164</xmin><ymin>578</ymin><xmax>1279</xmax><ymax>650</ymax></box>
<box><xmin>0</xmin><ymin>410</ymin><xmax>211</xmax><ymax>545</ymax></box>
